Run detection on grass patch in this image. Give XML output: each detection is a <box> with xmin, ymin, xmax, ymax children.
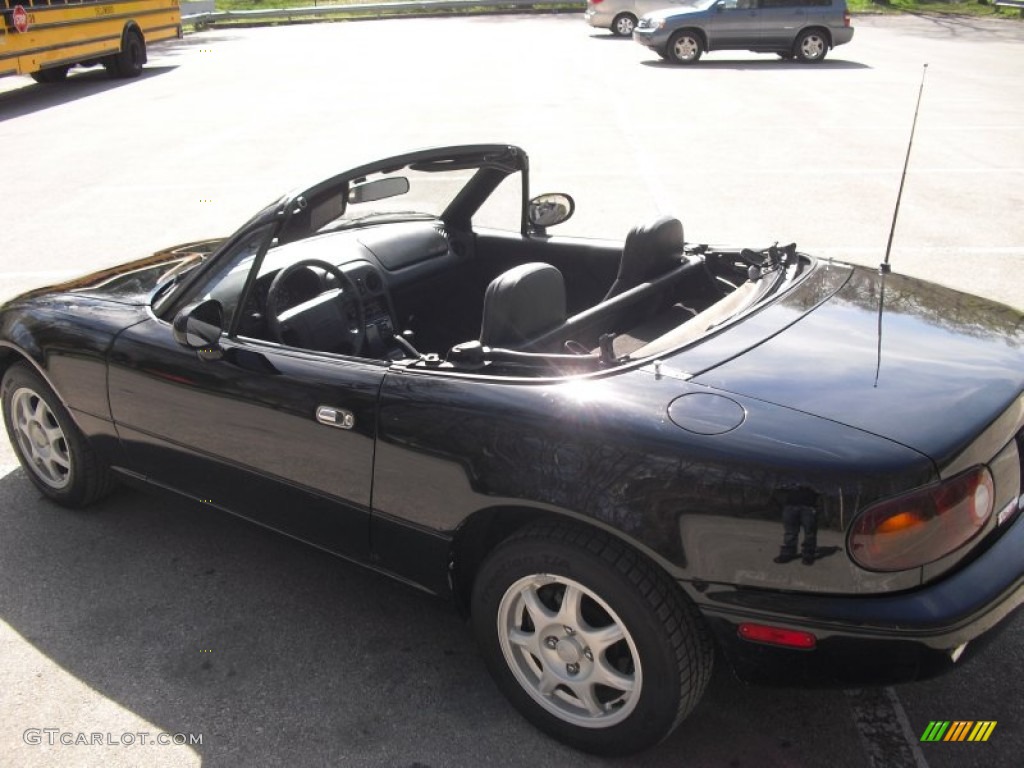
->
<box><xmin>848</xmin><ymin>0</ymin><xmax>1019</xmax><ymax>16</ymax></box>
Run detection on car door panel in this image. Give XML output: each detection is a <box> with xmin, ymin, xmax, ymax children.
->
<box><xmin>107</xmin><ymin>317</ymin><xmax>383</xmax><ymax>560</ymax></box>
<box><xmin>707</xmin><ymin>1</ymin><xmax>762</xmax><ymax>49</ymax></box>
<box><xmin>760</xmin><ymin>0</ymin><xmax>808</xmax><ymax>48</ymax></box>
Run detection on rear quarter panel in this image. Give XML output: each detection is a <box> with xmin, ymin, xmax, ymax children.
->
<box><xmin>372</xmin><ymin>365</ymin><xmax>936</xmax><ymax>595</ymax></box>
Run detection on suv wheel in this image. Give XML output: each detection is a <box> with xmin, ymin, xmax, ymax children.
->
<box><xmin>667</xmin><ymin>30</ymin><xmax>703</xmax><ymax>65</ymax></box>
<box><xmin>794</xmin><ymin>29</ymin><xmax>828</xmax><ymax>63</ymax></box>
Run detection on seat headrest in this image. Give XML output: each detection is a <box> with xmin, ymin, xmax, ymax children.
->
<box><xmin>480</xmin><ymin>263</ymin><xmax>566</xmax><ymax>349</ymax></box>
<box><xmin>606</xmin><ymin>216</ymin><xmax>684</xmax><ymax>300</ymax></box>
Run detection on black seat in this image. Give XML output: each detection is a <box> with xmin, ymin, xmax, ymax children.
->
<box><xmin>480</xmin><ymin>263</ymin><xmax>566</xmax><ymax>349</ymax></box>
<box><xmin>605</xmin><ymin>216</ymin><xmax>685</xmax><ymax>300</ymax></box>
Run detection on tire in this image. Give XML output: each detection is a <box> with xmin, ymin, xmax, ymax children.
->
<box><xmin>794</xmin><ymin>29</ymin><xmax>828</xmax><ymax>63</ymax></box>
<box><xmin>776</xmin><ymin>52</ymin><xmax>794</xmax><ymax>60</ymax></box>
<box><xmin>667</xmin><ymin>30</ymin><xmax>703</xmax><ymax>65</ymax></box>
<box><xmin>106</xmin><ymin>30</ymin><xmax>146</xmax><ymax>79</ymax></box>
<box><xmin>2</xmin><ymin>363</ymin><xmax>115</xmax><ymax>507</ymax></box>
<box><xmin>471</xmin><ymin>522</ymin><xmax>713</xmax><ymax>756</ymax></box>
<box><xmin>31</xmin><ymin>66</ymin><xmax>70</xmax><ymax>84</ymax></box>
<box><xmin>611</xmin><ymin>13</ymin><xmax>637</xmax><ymax>37</ymax></box>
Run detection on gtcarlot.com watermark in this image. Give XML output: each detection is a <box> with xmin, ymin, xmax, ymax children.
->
<box><xmin>24</xmin><ymin>728</ymin><xmax>203</xmax><ymax>747</ymax></box>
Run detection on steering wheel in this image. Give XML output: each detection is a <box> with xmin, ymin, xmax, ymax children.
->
<box><xmin>265</xmin><ymin>258</ymin><xmax>366</xmax><ymax>355</ymax></box>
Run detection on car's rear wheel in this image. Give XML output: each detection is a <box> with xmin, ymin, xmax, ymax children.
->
<box><xmin>611</xmin><ymin>13</ymin><xmax>637</xmax><ymax>37</ymax></box>
<box><xmin>471</xmin><ymin>522</ymin><xmax>713</xmax><ymax>756</ymax></box>
<box><xmin>1</xmin><ymin>363</ymin><xmax>114</xmax><ymax>507</ymax></box>
<box><xmin>794</xmin><ymin>29</ymin><xmax>828</xmax><ymax>63</ymax></box>
<box><xmin>667</xmin><ymin>30</ymin><xmax>703</xmax><ymax>65</ymax></box>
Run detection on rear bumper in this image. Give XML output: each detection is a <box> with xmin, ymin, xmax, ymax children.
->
<box><xmin>832</xmin><ymin>27</ymin><xmax>855</xmax><ymax>47</ymax></box>
<box><xmin>584</xmin><ymin>9</ymin><xmax>612</xmax><ymax>29</ymax></box>
<box><xmin>692</xmin><ymin>501</ymin><xmax>1024</xmax><ymax>685</ymax></box>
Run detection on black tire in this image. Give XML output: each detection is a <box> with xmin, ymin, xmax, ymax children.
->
<box><xmin>610</xmin><ymin>13</ymin><xmax>638</xmax><ymax>37</ymax></box>
<box><xmin>776</xmin><ymin>51</ymin><xmax>794</xmax><ymax>60</ymax></box>
<box><xmin>31</xmin><ymin>66</ymin><xmax>70</xmax><ymax>84</ymax></box>
<box><xmin>1</xmin><ymin>362</ymin><xmax>115</xmax><ymax>507</ymax></box>
<box><xmin>667</xmin><ymin>30</ymin><xmax>703</xmax><ymax>65</ymax></box>
<box><xmin>106</xmin><ymin>30</ymin><xmax>146</xmax><ymax>79</ymax></box>
<box><xmin>794</xmin><ymin>29</ymin><xmax>828</xmax><ymax>63</ymax></box>
<box><xmin>471</xmin><ymin>522</ymin><xmax>713</xmax><ymax>756</ymax></box>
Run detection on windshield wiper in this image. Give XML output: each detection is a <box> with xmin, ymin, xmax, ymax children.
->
<box><xmin>150</xmin><ymin>258</ymin><xmax>205</xmax><ymax>308</ymax></box>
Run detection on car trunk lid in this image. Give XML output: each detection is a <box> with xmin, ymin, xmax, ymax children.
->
<box><xmin>678</xmin><ymin>263</ymin><xmax>1024</xmax><ymax>469</ymax></box>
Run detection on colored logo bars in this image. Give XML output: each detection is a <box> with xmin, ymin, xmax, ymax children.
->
<box><xmin>920</xmin><ymin>721</ymin><xmax>997</xmax><ymax>742</ymax></box>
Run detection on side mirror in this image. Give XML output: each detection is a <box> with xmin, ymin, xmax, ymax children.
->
<box><xmin>173</xmin><ymin>299</ymin><xmax>224</xmax><ymax>360</ymax></box>
<box><xmin>527</xmin><ymin>193</ymin><xmax>575</xmax><ymax>231</ymax></box>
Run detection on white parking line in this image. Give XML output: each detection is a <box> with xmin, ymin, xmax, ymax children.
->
<box><xmin>846</xmin><ymin>687</ymin><xmax>930</xmax><ymax>768</ymax></box>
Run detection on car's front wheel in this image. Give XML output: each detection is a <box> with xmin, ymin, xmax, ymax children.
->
<box><xmin>666</xmin><ymin>30</ymin><xmax>704</xmax><ymax>65</ymax></box>
<box><xmin>471</xmin><ymin>523</ymin><xmax>713</xmax><ymax>755</ymax></box>
<box><xmin>1</xmin><ymin>362</ymin><xmax>114</xmax><ymax>507</ymax></box>
<box><xmin>794</xmin><ymin>29</ymin><xmax>828</xmax><ymax>63</ymax></box>
<box><xmin>611</xmin><ymin>13</ymin><xmax>638</xmax><ymax>37</ymax></box>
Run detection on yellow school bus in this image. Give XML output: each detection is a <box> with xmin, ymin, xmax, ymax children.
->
<box><xmin>1</xmin><ymin>0</ymin><xmax>181</xmax><ymax>83</ymax></box>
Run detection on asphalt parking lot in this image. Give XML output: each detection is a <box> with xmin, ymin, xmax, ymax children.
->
<box><xmin>1</xmin><ymin>12</ymin><xmax>1023</xmax><ymax>768</ymax></box>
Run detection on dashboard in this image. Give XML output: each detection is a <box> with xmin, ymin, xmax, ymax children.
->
<box><xmin>233</xmin><ymin>219</ymin><xmax>462</xmax><ymax>359</ymax></box>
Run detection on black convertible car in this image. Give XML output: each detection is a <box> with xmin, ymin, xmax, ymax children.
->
<box><xmin>2</xmin><ymin>144</ymin><xmax>1023</xmax><ymax>755</ymax></box>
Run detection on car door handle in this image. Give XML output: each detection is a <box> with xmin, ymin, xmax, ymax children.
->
<box><xmin>316</xmin><ymin>406</ymin><xmax>355</xmax><ymax>429</ymax></box>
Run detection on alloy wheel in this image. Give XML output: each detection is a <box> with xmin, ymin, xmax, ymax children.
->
<box><xmin>10</xmin><ymin>386</ymin><xmax>72</xmax><ymax>489</ymax></box>
<box><xmin>799</xmin><ymin>34</ymin><xmax>825</xmax><ymax>61</ymax></box>
<box><xmin>496</xmin><ymin>573</ymin><xmax>642</xmax><ymax>728</ymax></box>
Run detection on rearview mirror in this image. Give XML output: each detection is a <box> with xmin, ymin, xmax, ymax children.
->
<box><xmin>527</xmin><ymin>193</ymin><xmax>575</xmax><ymax>230</ymax></box>
<box><xmin>173</xmin><ymin>299</ymin><xmax>224</xmax><ymax>360</ymax></box>
<box><xmin>348</xmin><ymin>177</ymin><xmax>410</xmax><ymax>204</ymax></box>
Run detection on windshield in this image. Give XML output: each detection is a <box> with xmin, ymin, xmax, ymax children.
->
<box><xmin>318</xmin><ymin>165</ymin><xmax>475</xmax><ymax>232</ymax></box>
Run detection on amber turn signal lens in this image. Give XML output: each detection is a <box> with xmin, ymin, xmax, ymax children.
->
<box><xmin>848</xmin><ymin>466</ymin><xmax>995</xmax><ymax>572</ymax></box>
<box><xmin>874</xmin><ymin>511</ymin><xmax>925</xmax><ymax>534</ymax></box>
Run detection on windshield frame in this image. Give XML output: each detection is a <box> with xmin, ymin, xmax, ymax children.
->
<box><xmin>157</xmin><ymin>144</ymin><xmax>529</xmax><ymax>320</ymax></box>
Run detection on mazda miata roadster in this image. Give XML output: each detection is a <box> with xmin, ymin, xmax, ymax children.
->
<box><xmin>2</xmin><ymin>144</ymin><xmax>1023</xmax><ymax>755</ymax></box>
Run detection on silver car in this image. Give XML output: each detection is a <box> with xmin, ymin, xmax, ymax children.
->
<box><xmin>633</xmin><ymin>0</ymin><xmax>854</xmax><ymax>64</ymax></box>
<box><xmin>584</xmin><ymin>0</ymin><xmax>692</xmax><ymax>37</ymax></box>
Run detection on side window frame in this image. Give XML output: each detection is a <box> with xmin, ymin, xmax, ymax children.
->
<box><xmin>162</xmin><ymin>223</ymin><xmax>278</xmax><ymax>334</ymax></box>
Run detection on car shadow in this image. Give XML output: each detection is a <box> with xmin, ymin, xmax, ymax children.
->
<box><xmin>0</xmin><ymin>66</ymin><xmax>177</xmax><ymax>122</ymax></box>
<box><xmin>640</xmin><ymin>57</ymin><xmax>870</xmax><ymax>70</ymax></box>
<box><xmin>0</xmin><ymin>470</ymin><xmax>544</xmax><ymax>765</ymax></box>
<box><xmin>0</xmin><ymin>467</ymin><xmax>889</xmax><ymax>766</ymax></box>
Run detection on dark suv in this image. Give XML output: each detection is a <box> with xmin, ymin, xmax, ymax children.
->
<box><xmin>633</xmin><ymin>0</ymin><xmax>854</xmax><ymax>64</ymax></box>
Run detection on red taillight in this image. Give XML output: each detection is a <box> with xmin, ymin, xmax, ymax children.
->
<box><xmin>738</xmin><ymin>623</ymin><xmax>817</xmax><ymax>650</ymax></box>
<box><xmin>843</xmin><ymin>10</ymin><xmax>851</xmax><ymax>27</ymax></box>
<box><xmin>848</xmin><ymin>467</ymin><xmax>995</xmax><ymax>572</ymax></box>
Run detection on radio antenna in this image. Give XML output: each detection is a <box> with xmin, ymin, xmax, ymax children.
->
<box><xmin>881</xmin><ymin>63</ymin><xmax>928</xmax><ymax>275</ymax></box>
